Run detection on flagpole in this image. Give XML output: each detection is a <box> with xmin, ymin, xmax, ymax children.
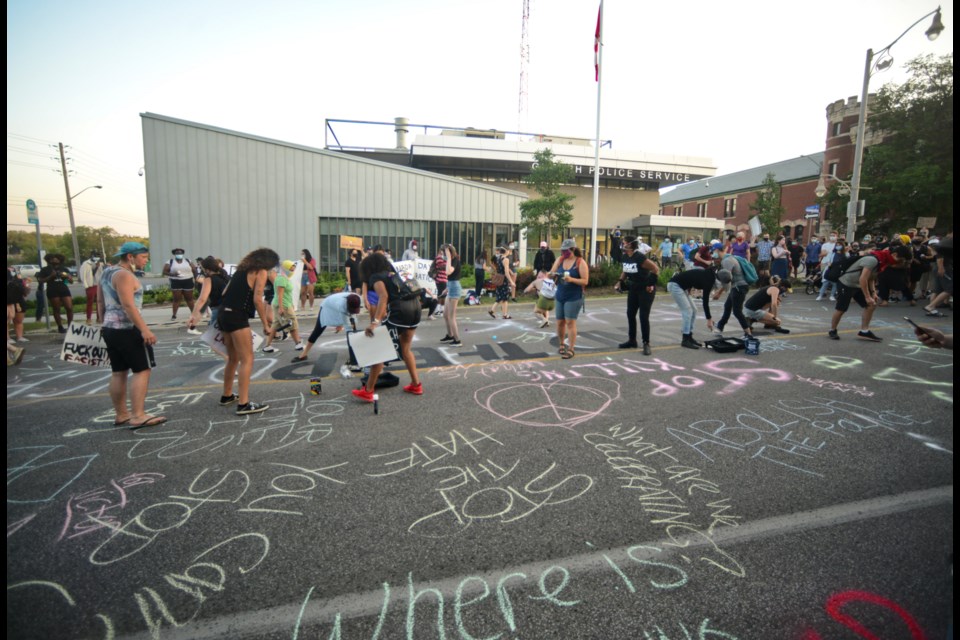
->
<box><xmin>590</xmin><ymin>1</ymin><xmax>603</xmax><ymax>266</ymax></box>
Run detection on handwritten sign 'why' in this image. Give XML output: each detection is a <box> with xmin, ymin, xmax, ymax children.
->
<box><xmin>60</xmin><ymin>323</ymin><xmax>110</xmax><ymax>368</ymax></box>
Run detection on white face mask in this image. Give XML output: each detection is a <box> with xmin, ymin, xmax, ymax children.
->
<box><xmin>174</xmin><ymin>254</ymin><xmax>184</xmax><ymax>261</ymax></box>
<box><xmin>829</xmin><ymin>236</ymin><xmax>837</xmax><ymax>242</ymax></box>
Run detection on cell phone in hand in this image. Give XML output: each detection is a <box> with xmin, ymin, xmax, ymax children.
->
<box><xmin>904</xmin><ymin>316</ymin><xmax>927</xmax><ymax>335</ymax></box>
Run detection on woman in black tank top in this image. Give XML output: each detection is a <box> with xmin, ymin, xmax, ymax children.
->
<box><xmin>189</xmin><ymin>257</ymin><xmax>229</xmax><ymax>334</ymax></box>
<box><xmin>218</xmin><ymin>248</ymin><xmax>279</xmax><ymax>416</ymax></box>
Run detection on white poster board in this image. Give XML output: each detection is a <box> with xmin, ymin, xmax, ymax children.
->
<box><xmin>60</xmin><ymin>322</ymin><xmax>111</xmax><ymax>367</ymax></box>
<box><xmin>391</xmin><ymin>258</ymin><xmax>437</xmax><ymax>296</ymax></box>
<box><xmin>748</xmin><ymin>216</ymin><xmax>762</xmax><ymax>238</ymax></box>
<box><xmin>201</xmin><ymin>324</ymin><xmax>264</xmax><ymax>357</ymax></box>
<box><xmin>291</xmin><ymin>260</ymin><xmax>305</xmax><ymax>311</ymax></box>
<box><xmin>347</xmin><ymin>325</ymin><xmax>400</xmax><ymax>368</ymax></box>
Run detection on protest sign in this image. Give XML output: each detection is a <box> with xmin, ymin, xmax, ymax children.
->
<box><xmin>392</xmin><ymin>258</ymin><xmax>437</xmax><ymax>296</ymax></box>
<box><xmin>60</xmin><ymin>323</ymin><xmax>111</xmax><ymax>367</ymax></box>
<box><xmin>201</xmin><ymin>324</ymin><xmax>264</xmax><ymax>357</ymax></box>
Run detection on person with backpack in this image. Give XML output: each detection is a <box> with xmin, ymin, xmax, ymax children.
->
<box><xmin>352</xmin><ymin>252</ymin><xmax>423</xmax><ymax>402</ymax></box>
<box><xmin>488</xmin><ymin>246</ymin><xmax>514</xmax><ymax>320</ymax></box>
<box><xmin>714</xmin><ymin>248</ymin><xmax>756</xmax><ymax>340</ymax></box>
<box><xmin>614</xmin><ymin>236</ymin><xmax>660</xmax><ymax>354</ymax></box>
<box><xmin>188</xmin><ymin>256</ymin><xmax>230</xmax><ymax>334</ymax></box>
<box><xmin>524</xmin><ymin>271</ymin><xmax>557</xmax><ymax>328</ymax></box>
<box><xmin>828</xmin><ymin>245</ymin><xmax>911</xmax><ymax>342</ymax></box>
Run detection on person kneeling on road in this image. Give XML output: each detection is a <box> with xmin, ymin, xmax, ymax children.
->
<box><xmin>744</xmin><ymin>275</ymin><xmax>790</xmax><ymax>334</ymax></box>
<box><xmin>292</xmin><ymin>292</ymin><xmax>362</xmax><ymax>362</ymax></box>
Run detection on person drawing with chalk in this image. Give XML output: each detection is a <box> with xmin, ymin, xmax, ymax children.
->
<box><xmin>352</xmin><ymin>252</ymin><xmax>422</xmax><ymax>403</ymax></box>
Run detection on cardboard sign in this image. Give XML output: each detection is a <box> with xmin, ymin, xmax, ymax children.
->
<box><xmin>347</xmin><ymin>325</ymin><xmax>400</xmax><ymax>367</ymax></box>
<box><xmin>340</xmin><ymin>235</ymin><xmax>363</xmax><ymax>251</ymax></box>
<box><xmin>60</xmin><ymin>323</ymin><xmax>111</xmax><ymax>367</ymax></box>
<box><xmin>290</xmin><ymin>260</ymin><xmax>305</xmax><ymax>311</ymax></box>
<box><xmin>392</xmin><ymin>258</ymin><xmax>437</xmax><ymax>296</ymax></box>
<box><xmin>201</xmin><ymin>324</ymin><xmax>264</xmax><ymax>357</ymax></box>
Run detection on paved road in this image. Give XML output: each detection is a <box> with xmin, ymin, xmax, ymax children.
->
<box><xmin>6</xmin><ymin>292</ymin><xmax>953</xmax><ymax>639</ymax></box>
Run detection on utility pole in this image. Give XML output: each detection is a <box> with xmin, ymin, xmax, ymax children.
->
<box><xmin>58</xmin><ymin>142</ymin><xmax>82</xmax><ymax>269</ymax></box>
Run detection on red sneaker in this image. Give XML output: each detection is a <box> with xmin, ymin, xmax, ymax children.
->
<box><xmin>352</xmin><ymin>388</ymin><xmax>375</xmax><ymax>402</ymax></box>
<box><xmin>403</xmin><ymin>383</ymin><xmax>423</xmax><ymax>395</ymax></box>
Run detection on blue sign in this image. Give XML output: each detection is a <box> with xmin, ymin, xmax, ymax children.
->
<box><xmin>26</xmin><ymin>199</ymin><xmax>38</xmax><ymax>224</ymax></box>
<box><xmin>805</xmin><ymin>205</ymin><xmax>820</xmax><ymax>214</ymax></box>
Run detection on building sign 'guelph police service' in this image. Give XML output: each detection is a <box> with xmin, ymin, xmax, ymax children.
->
<box><xmin>572</xmin><ymin>165</ymin><xmax>695</xmax><ymax>185</ymax></box>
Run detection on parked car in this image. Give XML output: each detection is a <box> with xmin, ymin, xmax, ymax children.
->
<box><xmin>67</xmin><ymin>266</ymin><xmax>78</xmax><ymax>278</ymax></box>
<box><xmin>13</xmin><ymin>265</ymin><xmax>40</xmax><ymax>278</ymax></box>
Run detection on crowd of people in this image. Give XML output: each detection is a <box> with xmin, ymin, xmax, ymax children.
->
<box><xmin>6</xmin><ymin>228</ymin><xmax>953</xmax><ymax>420</ymax></box>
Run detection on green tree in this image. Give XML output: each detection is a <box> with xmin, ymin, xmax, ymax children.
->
<box><xmin>519</xmin><ymin>149</ymin><xmax>575</xmax><ymax>242</ymax></box>
<box><xmin>749</xmin><ymin>172</ymin><xmax>786</xmax><ymax>236</ymax></box>
<box><xmin>823</xmin><ymin>54</ymin><xmax>953</xmax><ymax>234</ymax></box>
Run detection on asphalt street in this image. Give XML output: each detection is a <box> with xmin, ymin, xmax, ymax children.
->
<box><xmin>6</xmin><ymin>290</ymin><xmax>954</xmax><ymax>639</ymax></box>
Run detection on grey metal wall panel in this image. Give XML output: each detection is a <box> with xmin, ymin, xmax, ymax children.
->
<box><xmin>142</xmin><ymin>113</ymin><xmax>526</xmax><ymax>270</ymax></box>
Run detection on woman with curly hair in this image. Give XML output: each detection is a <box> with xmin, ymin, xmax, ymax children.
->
<box><xmin>217</xmin><ymin>247</ymin><xmax>279</xmax><ymax>415</ymax></box>
<box><xmin>352</xmin><ymin>251</ymin><xmax>423</xmax><ymax>402</ymax></box>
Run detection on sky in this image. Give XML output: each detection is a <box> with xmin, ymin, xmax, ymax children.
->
<box><xmin>6</xmin><ymin>0</ymin><xmax>954</xmax><ymax>238</ymax></box>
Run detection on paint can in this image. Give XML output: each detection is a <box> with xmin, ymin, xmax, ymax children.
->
<box><xmin>310</xmin><ymin>377</ymin><xmax>322</xmax><ymax>395</ymax></box>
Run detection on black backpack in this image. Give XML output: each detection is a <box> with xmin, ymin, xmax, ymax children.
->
<box><xmin>825</xmin><ymin>253</ymin><xmax>859</xmax><ymax>282</ymax></box>
<box><xmin>390</xmin><ymin>274</ymin><xmax>422</xmax><ymax>301</ymax></box>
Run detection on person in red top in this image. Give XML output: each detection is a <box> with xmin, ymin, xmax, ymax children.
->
<box><xmin>432</xmin><ymin>249</ymin><xmax>448</xmax><ymax>300</ymax></box>
<box><xmin>300</xmin><ymin>249</ymin><xmax>318</xmax><ymax>310</ymax></box>
<box><xmin>694</xmin><ymin>243</ymin><xmax>715</xmax><ymax>269</ymax></box>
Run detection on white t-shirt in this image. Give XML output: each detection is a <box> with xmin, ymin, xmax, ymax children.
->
<box><xmin>168</xmin><ymin>258</ymin><xmax>193</xmax><ymax>280</ymax></box>
<box><xmin>819</xmin><ymin>242</ymin><xmax>837</xmax><ymax>267</ymax></box>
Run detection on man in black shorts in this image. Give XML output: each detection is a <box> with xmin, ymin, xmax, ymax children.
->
<box><xmin>98</xmin><ymin>242</ymin><xmax>167</xmax><ymax>428</ymax></box>
<box><xmin>828</xmin><ymin>246</ymin><xmax>910</xmax><ymax>342</ymax></box>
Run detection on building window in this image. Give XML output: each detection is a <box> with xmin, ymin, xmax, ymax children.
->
<box><xmin>675</xmin><ymin>205</ymin><xmax>683</xmax><ymax>216</ymax></box>
<box><xmin>724</xmin><ymin>198</ymin><xmax>736</xmax><ymax>218</ymax></box>
<box><xmin>828</xmin><ymin>161</ymin><xmax>839</xmax><ymax>178</ymax></box>
<box><xmin>832</xmin><ymin>122</ymin><xmax>842</xmax><ymax>137</ymax></box>
<box><xmin>697</xmin><ymin>203</ymin><xmax>707</xmax><ymax>218</ymax></box>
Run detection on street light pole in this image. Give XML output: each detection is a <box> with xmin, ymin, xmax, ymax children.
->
<box><xmin>58</xmin><ymin>141</ymin><xmax>103</xmax><ymax>268</ymax></box>
<box><xmin>846</xmin><ymin>7</ymin><xmax>945</xmax><ymax>242</ymax></box>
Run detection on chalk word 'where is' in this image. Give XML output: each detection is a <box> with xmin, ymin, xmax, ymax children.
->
<box><xmin>667</xmin><ymin>397</ymin><xmax>931</xmax><ymax>477</ymax></box>
<box><xmin>294</xmin><ymin>549</ymin><xmax>741</xmax><ymax>639</ymax></box>
<box><xmin>107</xmin><ymin>394</ymin><xmax>343</xmax><ymax>459</ymax></box>
<box><xmin>795</xmin><ymin>376</ymin><xmax>874</xmax><ymax>397</ymax></box>
<box><xmin>584</xmin><ymin>424</ymin><xmax>745</xmax><ymax>579</ymax></box>
<box><xmin>8</xmin><ymin>532</ymin><xmax>270</xmax><ymax>639</ymax></box>
<box><xmin>364</xmin><ymin>428</ymin><xmax>594</xmax><ymax>538</ymax></box>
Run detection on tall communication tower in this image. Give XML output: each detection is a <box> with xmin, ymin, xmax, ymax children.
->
<box><xmin>518</xmin><ymin>0</ymin><xmax>530</xmax><ymax>132</ymax></box>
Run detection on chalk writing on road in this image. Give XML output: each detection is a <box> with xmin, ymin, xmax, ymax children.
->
<box><xmin>8</xmin><ymin>445</ymin><xmax>98</xmax><ymax>504</ymax></box>
<box><xmin>803</xmin><ymin>589</ymin><xmax>927</xmax><ymax>640</ymax></box>
<box><xmin>667</xmin><ymin>397</ymin><xmax>932</xmax><ymax>477</ymax></box>
<box><xmin>364</xmin><ymin>428</ymin><xmax>594</xmax><ymax>537</ymax></box>
<box><xmin>795</xmin><ymin>376</ymin><xmax>874</xmax><ymax>397</ymax></box>
<box><xmin>57</xmin><ymin>472</ymin><xmax>165</xmax><ymax>543</ymax></box>
<box><xmin>584</xmin><ymin>424</ymin><xmax>745</xmax><ymax>578</ymax></box>
<box><xmin>292</xmin><ymin>547</ymin><xmax>742</xmax><ymax>639</ymax></box>
<box><xmin>107</xmin><ymin>394</ymin><xmax>342</xmax><ymax>459</ymax></box>
<box><xmin>475</xmin><ymin>377</ymin><xmax>621</xmax><ymax>429</ymax></box>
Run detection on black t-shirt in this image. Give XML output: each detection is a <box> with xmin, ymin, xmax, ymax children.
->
<box><xmin>39</xmin><ymin>266</ymin><xmax>71</xmax><ymax>297</ymax></box>
<box><xmin>621</xmin><ymin>252</ymin><xmax>655</xmax><ymax>288</ymax></box>
<box><xmin>448</xmin><ymin>257</ymin><xmax>461</xmax><ymax>281</ymax></box>
<box><xmin>208</xmin><ymin>272</ymin><xmax>229</xmax><ymax>308</ymax></box>
<box><xmin>369</xmin><ymin>272</ymin><xmax>421</xmax><ymax>328</ymax></box>
<box><xmin>669</xmin><ymin>268</ymin><xmax>718</xmax><ymax>319</ymax></box>
<box><xmin>345</xmin><ymin>258</ymin><xmax>363</xmax><ymax>288</ymax></box>
<box><xmin>745</xmin><ymin>286</ymin><xmax>774</xmax><ymax>311</ymax></box>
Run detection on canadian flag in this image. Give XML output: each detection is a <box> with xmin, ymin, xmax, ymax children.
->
<box><xmin>594</xmin><ymin>3</ymin><xmax>602</xmax><ymax>81</ymax></box>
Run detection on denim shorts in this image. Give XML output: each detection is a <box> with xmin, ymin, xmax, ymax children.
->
<box><xmin>446</xmin><ymin>280</ymin><xmax>463</xmax><ymax>299</ymax></box>
<box><xmin>555</xmin><ymin>298</ymin><xmax>583</xmax><ymax>321</ymax></box>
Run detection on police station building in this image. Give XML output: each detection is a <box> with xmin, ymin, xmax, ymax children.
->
<box><xmin>141</xmin><ymin>113</ymin><xmax>716</xmax><ymax>271</ymax></box>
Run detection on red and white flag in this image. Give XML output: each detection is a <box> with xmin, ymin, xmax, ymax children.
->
<box><xmin>594</xmin><ymin>3</ymin><xmax>602</xmax><ymax>81</ymax></box>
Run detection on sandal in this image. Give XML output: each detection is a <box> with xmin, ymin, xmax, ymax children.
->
<box><xmin>559</xmin><ymin>345</ymin><xmax>567</xmax><ymax>356</ymax></box>
<box><xmin>129</xmin><ymin>415</ymin><xmax>168</xmax><ymax>429</ymax></box>
<box><xmin>925</xmin><ymin>309</ymin><xmax>947</xmax><ymax>317</ymax></box>
<box><xmin>562</xmin><ymin>349</ymin><xmax>575</xmax><ymax>359</ymax></box>
<box><xmin>502</xmin><ymin>315</ymin><xmax>512</xmax><ymax>319</ymax></box>
<box><xmin>488</xmin><ymin>310</ymin><xmax>496</xmax><ymax>318</ymax></box>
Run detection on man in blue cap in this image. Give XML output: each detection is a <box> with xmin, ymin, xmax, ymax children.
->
<box><xmin>97</xmin><ymin>242</ymin><xmax>167</xmax><ymax>428</ymax></box>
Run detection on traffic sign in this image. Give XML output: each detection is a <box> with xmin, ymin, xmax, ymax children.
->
<box><xmin>26</xmin><ymin>199</ymin><xmax>38</xmax><ymax>224</ymax></box>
